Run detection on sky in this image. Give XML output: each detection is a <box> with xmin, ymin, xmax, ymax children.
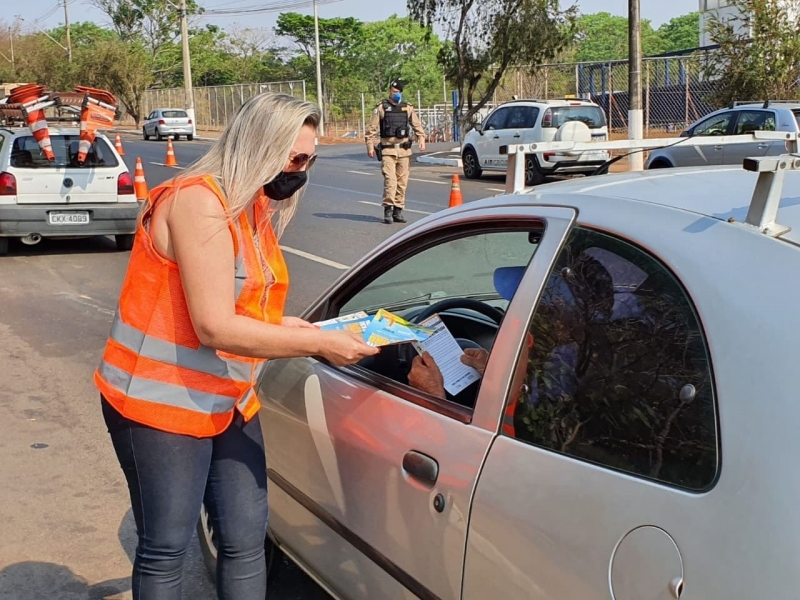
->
<box><xmin>11</xmin><ymin>0</ymin><xmax>701</xmax><ymax>35</ymax></box>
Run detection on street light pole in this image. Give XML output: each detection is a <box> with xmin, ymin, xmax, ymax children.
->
<box><xmin>313</xmin><ymin>0</ymin><xmax>325</xmax><ymax>138</ymax></box>
<box><xmin>179</xmin><ymin>0</ymin><xmax>196</xmax><ymax>135</ymax></box>
<box><xmin>63</xmin><ymin>0</ymin><xmax>72</xmax><ymax>62</ymax></box>
<box><xmin>628</xmin><ymin>0</ymin><xmax>644</xmax><ymax>171</ymax></box>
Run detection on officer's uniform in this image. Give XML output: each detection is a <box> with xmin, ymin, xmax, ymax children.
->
<box><xmin>365</xmin><ymin>82</ymin><xmax>426</xmax><ymax>223</ymax></box>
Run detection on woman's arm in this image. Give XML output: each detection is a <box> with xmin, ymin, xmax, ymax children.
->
<box><xmin>162</xmin><ymin>184</ymin><xmax>377</xmax><ymax>365</ymax></box>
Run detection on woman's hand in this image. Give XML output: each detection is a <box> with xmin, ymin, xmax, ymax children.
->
<box><xmin>318</xmin><ymin>330</ymin><xmax>379</xmax><ymax>366</ymax></box>
<box><xmin>281</xmin><ymin>316</ymin><xmax>317</xmax><ymax>329</ymax></box>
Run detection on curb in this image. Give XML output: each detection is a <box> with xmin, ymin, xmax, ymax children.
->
<box><xmin>417</xmin><ymin>152</ymin><xmax>462</xmax><ymax>168</ymax></box>
<box><xmin>113</xmin><ymin>128</ymin><xmax>217</xmax><ymax>142</ymax></box>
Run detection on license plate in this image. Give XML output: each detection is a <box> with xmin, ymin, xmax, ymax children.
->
<box><xmin>48</xmin><ymin>211</ymin><xmax>90</xmax><ymax>225</ymax></box>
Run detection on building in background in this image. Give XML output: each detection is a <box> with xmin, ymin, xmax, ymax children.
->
<box><xmin>700</xmin><ymin>0</ymin><xmax>799</xmax><ymax>47</ymax></box>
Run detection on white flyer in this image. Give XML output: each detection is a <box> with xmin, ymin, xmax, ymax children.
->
<box><xmin>416</xmin><ymin>314</ymin><xmax>482</xmax><ymax>396</ymax></box>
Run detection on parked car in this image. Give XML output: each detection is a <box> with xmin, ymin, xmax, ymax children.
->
<box><xmin>0</xmin><ymin>127</ymin><xmax>138</xmax><ymax>255</ymax></box>
<box><xmin>142</xmin><ymin>108</ymin><xmax>194</xmax><ymax>141</ymax></box>
<box><xmin>199</xmin><ymin>153</ymin><xmax>800</xmax><ymax>599</ymax></box>
<box><xmin>461</xmin><ymin>98</ymin><xmax>610</xmax><ymax>186</ymax></box>
<box><xmin>646</xmin><ymin>101</ymin><xmax>800</xmax><ymax>169</ymax></box>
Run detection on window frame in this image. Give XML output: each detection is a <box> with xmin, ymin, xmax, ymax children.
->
<box><xmin>689</xmin><ymin>111</ymin><xmax>735</xmax><ymax>137</ymax></box>
<box><xmin>732</xmin><ymin>109</ymin><xmax>777</xmax><ymax>134</ymax></box>
<box><xmin>500</xmin><ymin>226</ymin><xmax>721</xmax><ymax>493</ymax></box>
<box><xmin>483</xmin><ymin>107</ymin><xmax>511</xmax><ymax>131</ymax></box>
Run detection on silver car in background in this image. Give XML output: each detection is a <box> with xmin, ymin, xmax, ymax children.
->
<box><xmin>142</xmin><ymin>108</ymin><xmax>195</xmax><ymax>141</ymax></box>
<box><xmin>646</xmin><ymin>101</ymin><xmax>800</xmax><ymax>168</ymax></box>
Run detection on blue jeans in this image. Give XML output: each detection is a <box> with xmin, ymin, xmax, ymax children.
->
<box><xmin>102</xmin><ymin>398</ymin><xmax>268</xmax><ymax>600</ymax></box>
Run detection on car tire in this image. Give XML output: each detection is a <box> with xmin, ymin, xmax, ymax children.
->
<box><xmin>462</xmin><ymin>147</ymin><xmax>482</xmax><ymax>179</ymax></box>
<box><xmin>647</xmin><ymin>159</ymin><xmax>673</xmax><ymax>169</ymax></box>
<box><xmin>525</xmin><ymin>154</ymin><xmax>545</xmax><ymax>186</ymax></box>
<box><xmin>197</xmin><ymin>503</ymin><xmax>283</xmax><ymax>595</ymax></box>
<box><xmin>0</xmin><ymin>237</ymin><xmax>8</xmax><ymax>256</ymax></box>
<box><xmin>156</xmin><ymin>130</ymin><xmax>163</xmax><ymax>142</ymax></box>
<box><xmin>187</xmin><ymin>134</ymin><xmax>194</xmax><ymax>142</ymax></box>
<box><xmin>143</xmin><ymin>127</ymin><xmax>150</xmax><ymax>141</ymax></box>
<box><xmin>115</xmin><ymin>234</ymin><xmax>135</xmax><ymax>251</ymax></box>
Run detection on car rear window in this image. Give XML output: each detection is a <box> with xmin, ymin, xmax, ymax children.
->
<box><xmin>543</xmin><ymin>106</ymin><xmax>606</xmax><ymax>129</ymax></box>
<box><xmin>794</xmin><ymin>109</ymin><xmax>800</xmax><ymax>128</ymax></box>
<box><xmin>161</xmin><ymin>110</ymin><xmax>188</xmax><ymax>118</ymax></box>
<box><xmin>10</xmin><ymin>135</ymin><xmax>119</xmax><ymax>169</ymax></box>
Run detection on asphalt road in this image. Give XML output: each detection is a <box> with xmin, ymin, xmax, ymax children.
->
<box><xmin>0</xmin><ymin>134</ymin><xmax>507</xmax><ymax>599</ymax></box>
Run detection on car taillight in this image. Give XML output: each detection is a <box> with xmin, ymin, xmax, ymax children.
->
<box><xmin>542</xmin><ymin>109</ymin><xmax>553</xmax><ymax>128</ymax></box>
<box><xmin>158</xmin><ymin>119</ymin><xmax>166</xmax><ymax>125</ymax></box>
<box><xmin>0</xmin><ymin>172</ymin><xmax>16</xmax><ymax>195</ymax></box>
<box><xmin>188</xmin><ymin>118</ymin><xmax>193</xmax><ymax>124</ymax></box>
<box><xmin>544</xmin><ymin>152</ymin><xmax>555</xmax><ymax>160</ymax></box>
<box><xmin>118</xmin><ymin>172</ymin><xmax>135</xmax><ymax>195</ymax></box>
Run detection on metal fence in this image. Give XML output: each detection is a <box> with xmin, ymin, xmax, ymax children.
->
<box><xmin>139</xmin><ymin>81</ymin><xmax>307</xmax><ymax>131</ymax></box>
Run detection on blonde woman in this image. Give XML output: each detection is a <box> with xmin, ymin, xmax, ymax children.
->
<box><xmin>95</xmin><ymin>94</ymin><xmax>377</xmax><ymax>599</ymax></box>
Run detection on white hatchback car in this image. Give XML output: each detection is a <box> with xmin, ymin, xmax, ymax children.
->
<box><xmin>461</xmin><ymin>99</ymin><xmax>610</xmax><ymax>185</ymax></box>
<box><xmin>142</xmin><ymin>108</ymin><xmax>195</xmax><ymax>141</ymax></box>
<box><xmin>0</xmin><ymin>127</ymin><xmax>138</xmax><ymax>255</ymax></box>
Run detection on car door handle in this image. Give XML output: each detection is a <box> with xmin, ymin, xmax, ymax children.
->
<box><xmin>402</xmin><ymin>450</ymin><xmax>439</xmax><ymax>484</ymax></box>
<box><xmin>714</xmin><ymin>145</ymin><xmax>724</xmax><ymax>151</ymax></box>
<box><xmin>513</xmin><ymin>134</ymin><xmax>521</xmax><ymax>138</ymax></box>
<box><xmin>493</xmin><ymin>135</ymin><xmax>500</xmax><ymax>139</ymax></box>
<box><xmin>758</xmin><ymin>143</ymin><xmax>770</xmax><ymax>149</ymax></box>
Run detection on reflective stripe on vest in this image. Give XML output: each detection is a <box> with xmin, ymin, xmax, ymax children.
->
<box><xmin>95</xmin><ymin>174</ymin><xmax>287</xmax><ymax>437</ymax></box>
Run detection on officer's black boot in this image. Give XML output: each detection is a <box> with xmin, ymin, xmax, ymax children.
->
<box><xmin>392</xmin><ymin>207</ymin><xmax>407</xmax><ymax>223</ymax></box>
<box><xmin>383</xmin><ymin>206</ymin><xmax>393</xmax><ymax>224</ymax></box>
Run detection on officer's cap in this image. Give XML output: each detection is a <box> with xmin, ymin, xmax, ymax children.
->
<box><xmin>389</xmin><ymin>79</ymin><xmax>405</xmax><ymax>92</ymax></box>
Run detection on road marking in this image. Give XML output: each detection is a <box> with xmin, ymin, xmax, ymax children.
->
<box><xmin>150</xmin><ymin>162</ymin><xmax>186</xmax><ymax>170</ymax></box>
<box><xmin>55</xmin><ymin>292</ymin><xmax>115</xmax><ymax>316</ymax></box>
<box><xmin>409</xmin><ymin>177</ymin><xmax>448</xmax><ymax>185</ymax></box>
<box><xmin>347</xmin><ymin>170</ymin><xmax>373</xmax><ymax>176</ymax></box>
<box><xmin>487</xmin><ymin>187</ymin><xmax>507</xmax><ymax>192</ymax></box>
<box><xmin>310</xmin><ymin>183</ymin><xmax>382</xmax><ymax>198</ymax></box>
<box><xmin>358</xmin><ymin>201</ymin><xmax>433</xmax><ymax>215</ymax></box>
<box><xmin>280</xmin><ymin>245</ymin><xmax>349</xmax><ymax>270</ymax></box>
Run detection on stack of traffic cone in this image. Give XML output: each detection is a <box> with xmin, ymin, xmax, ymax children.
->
<box><xmin>115</xmin><ymin>133</ymin><xmax>125</xmax><ymax>156</ymax></box>
<box><xmin>448</xmin><ymin>174</ymin><xmax>463</xmax><ymax>208</ymax></box>
<box><xmin>134</xmin><ymin>157</ymin><xmax>148</xmax><ymax>201</ymax></box>
<box><xmin>8</xmin><ymin>84</ymin><xmax>56</xmax><ymax>161</ymax></box>
<box><xmin>165</xmin><ymin>138</ymin><xmax>178</xmax><ymax>167</ymax></box>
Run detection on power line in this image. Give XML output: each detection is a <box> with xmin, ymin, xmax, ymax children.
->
<box><xmin>202</xmin><ymin>0</ymin><xmax>341</xmax><ymax>16</ymax></box>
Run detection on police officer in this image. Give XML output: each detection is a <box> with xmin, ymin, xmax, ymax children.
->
<box><xmin>366</xmin><ymin>79</ymin><xmax>426</xmax><ymax>224</ymax></box>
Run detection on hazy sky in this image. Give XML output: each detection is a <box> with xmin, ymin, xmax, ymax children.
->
<box><xmin>13</xmin><ymin>0</ymin><xmax>701</xmax><ymax>35</ymax></box>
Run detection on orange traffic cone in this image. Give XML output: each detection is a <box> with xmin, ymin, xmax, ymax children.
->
<box><xmin>115</xmin><ymin>133</ymin><xmax>125</xmax><ymax>156</ymax></box>
<box><xmin>448</xmin><ymin>174</ymin><xmax>463</xmax><ymax>208</ymax></box>
<box><xmin>9</xmin><ymin>84</ymin><xmax>55</xmax><ymax>161</ymax></box>
<box><xmin>165</xmin><ymin>137</ymin><xmax>178</xmax><ymax>167</ymax></box>
<box><xmin>134</xmin><ymin>157</ymin><xmax>148</xmax><ymax>201</ymax></box>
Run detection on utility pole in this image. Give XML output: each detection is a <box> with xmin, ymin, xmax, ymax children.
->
<box><xmin>313</xmin><ymin>0</ymin><xmax>325</xmax><ymax>137</ymax></box>
<box><xmin>63</xmin><ymin>0</ymin><xmax>72</xmax><ymax>62</ymax></box>
<box><xmin>179</xmin><ymin>0</ymin><xmax>196</xmax><ymax>135</ymax></box>
<box><xmin>628</xmin><ymin>0</ymin><xmax>643</xmax><ymax>171</ymax></box>
<box><xmin>9</xmin><ymin>27</ymin><xmax>14</xmax><ymax>72</ymax></box>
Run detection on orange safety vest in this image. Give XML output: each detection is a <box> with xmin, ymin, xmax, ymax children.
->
<box><xmin>502</xmin><ymin>332</ymin><xmax>535</xmax><ymax>437</ymax></box>
<box><xmin>94</xmin><ymin>174</ymin><xmax>288</xmax><ymax>437</ymax></box>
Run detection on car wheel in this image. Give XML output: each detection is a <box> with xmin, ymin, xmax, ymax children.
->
<box><xmin>156</xmin><ymin>129</ymin><xmax>163</xmax><ymax>142</ymax></box>
<box><xmin>187</xmin><ymin>134</ymin><xmax>194</xmax><ymax>142</ymax></box>
<box><xmin>0</xmin><ymin>237</ymin><xmax>8</xmax><ymax>256</ymax></box>
<box><xmin>524</xmin><ymin>154</ymin><xmax>545</xmax><ymax>186</ymax></box>
<box><xmin>647</xmin><ymin>159</ymin><xmax>673</xmax><ymax>169</ymax></box>
<box><xmin>143</xmin><ymin>127</ymin><xmax>150</xmax><ymax>141</ymax></box>
<box><xmin>115</xmin><ymin>234</ymin><xmax>135</xmax><ymax>251</ymax></box>
<box><xmin>462</xmin><ymin>147</ymin><xmax>482</xmax><ymax>179</ymax></box>
<box><xmin>197</xmin><ymin>503</ymin><xmax>283</xmax><ymax>594</ymax></box>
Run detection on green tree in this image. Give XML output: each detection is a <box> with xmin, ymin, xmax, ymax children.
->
<box><xmin>705</xmin><ymin>0</ymin><xmax>800</xmax><ymax>106</ymax></box>
<box><xmin>658</xmin><ymin>12</ymin><xmax>701</xmax><ymax>53</ymax></box>
<box><xmin>573</xmin><ymin>12</ymin><xmax>665</xmax><ymax>62</ymax></box>
<box><xmin>408</xmin><ymin>0</ymin><xmax>577</xmax><ymax>128</ymax></box>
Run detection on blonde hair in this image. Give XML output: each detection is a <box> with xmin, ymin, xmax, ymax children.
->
<box><xmin>177</xmin><ymin>93</ymin><xmax>321</xmax><ymax>237</ymax></box>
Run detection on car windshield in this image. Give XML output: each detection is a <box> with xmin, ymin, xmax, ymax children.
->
<box><xmin>9</xmin><ymin>135</ymin><xmax>118</xmax><ymax>169</ymax></box>
<box><xmin>543</xmin><ymin>106</ymin><xmax>606</xmax><ymax>129</ymax></box>
<box><xmin>162</xmin><ymin>110</ymin><xmax>188</xmax><ymax>118</ymax></box>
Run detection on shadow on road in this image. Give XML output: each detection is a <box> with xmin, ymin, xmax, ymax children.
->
<box><xmin>313</xmin><ymin>212</ymin><xmax>385</xmax><ymax>224</ymax></box>
<box><xmin>0</xmin><ymin>562</ymin><xmax>129</xmax><ymax>600</ymax></box>
<box><xmin>3</xmin><ymin>236</ymin><xmax>121</xmax><ymax>258</ymax></box>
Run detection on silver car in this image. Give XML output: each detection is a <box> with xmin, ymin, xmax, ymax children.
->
<box><xmin>142</xmin><ymin>108</ymin><xmax>194</xmax><ymax>141</ymax></box>
<box><xmin>199</xmin><ymin>157</ymin><xmax>800</xmax><ymax>599</ymax></box>
<box><xmin>646</xmin><ymin>101</ymin><xmax>800</xmax><ymax>169</ymax></box>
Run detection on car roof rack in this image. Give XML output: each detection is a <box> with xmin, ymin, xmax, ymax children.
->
<box><xmin>732</xmin><ymin>100</ymin><xmax>800</xmax><ymax>108</ymax></box>
<box><xmin>501</xmin><ymin>132</ymin><xmax>800</xmax><ymax>238</ymax></box>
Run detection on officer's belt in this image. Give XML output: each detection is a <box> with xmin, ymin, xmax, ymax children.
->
<box><xmin>379</xmin><ymin>141</ymin><xmax>412</xmax><ymax>150</ymax></box>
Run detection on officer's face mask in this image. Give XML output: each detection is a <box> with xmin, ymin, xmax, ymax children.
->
<box><xmin>391</xmin><ymin>92</ymin><xmax>402</xmax><ymax>103</ymax></box>
<box><xmin>263</xmin><ymin>171</ymin><xmax>308</xmax><ymax>201</ymax></box>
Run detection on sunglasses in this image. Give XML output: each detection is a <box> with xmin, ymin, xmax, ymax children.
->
<box><xmin>288</xmin><ymin>153</ymin><xmax>317</xmax><ymax>170</ymax></box>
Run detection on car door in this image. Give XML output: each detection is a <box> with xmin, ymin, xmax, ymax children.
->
<box><xmin>145</xmin><ymin>111</ymin><xmax>158</xmax><ymax>135</ymax></box>
<box><xmin>498</xmin><ymin>106</ymin><xmax>534</xmax><ymax>155</ymax></box>
<box><xmin>256</xmin><ymin>206</ymin><xmax>576</xmax><ymax>600</ymax></box>
<box><xmin>672</xmin><ymin>111</ymin><xmax>735</xmax><ymax>167</ymax></box>
<box><xmin>462</xmin><ymin>225</ymin><xmax>719</xmax><ymax>600</ymax></box>
<box><xmin>726</xmin><ymin>109</ymin><xmax>777</xmax><ymax>165</ymax></box>
<box><xmin>475</xmin><ymin>107</ymin><xmax>511</xmax><ymax>171</ymax></box>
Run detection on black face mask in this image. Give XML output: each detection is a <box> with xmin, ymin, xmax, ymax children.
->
<box><xmin>262</xmin><ymin>171</ymin><xmax>307</xmax><ymax>201</ymax></box>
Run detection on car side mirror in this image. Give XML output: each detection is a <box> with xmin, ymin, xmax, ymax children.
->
<box><xmin>474</xmin><ymin>123</ymin><xmax>483</xmax><ymax>135</ymax></box>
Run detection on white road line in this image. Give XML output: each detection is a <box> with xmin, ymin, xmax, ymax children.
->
<box><xmin>150</xmin><ymin>162</ymin><xmax>186</xmax><ymax>170</ymax></box>
<box><xmin>409</xmin><ymin>177</ymin><xmax>448</xmax><ymax>185</ymax></box>
<box><xmin>55</xmin><ymin>292</ymin><xmax>115</xmax><ymax>316</ymax></box>
<box><xmin>347</xmin><ymin>170</ymin><xmax>373</xmax><ymax>176</ymax></box>
<box><xmin>310</xmin><ymin>183</ymin><xmax>382</xmax><ymax>198</ymax></box>
<box><xmin>280</xmin><ymin>245</ymin><xmax>349</xmax><ymax>270</ymax></box>
<box><xmin>358</xmin><ymin>201</ymin><xmax>433</xmax><ymax>215</ymax></box>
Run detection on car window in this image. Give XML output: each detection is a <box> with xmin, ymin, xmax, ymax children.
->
<box><xmin>483</xmin><ymin>108</ymin><xmax>510</xmax><ymax>131</ymax></box>
<box><xmin>506</xmin><ymin>106</ymin><xmax>538</xmax><ymax>129</ymax></box>
<box><xmin>147</xmin><ymin>112</ymin><xmax>156</xmax><ymax>120</ymax></box>
<box><xmin>10</xmin><ymin>135</ymin><xmax>119</xmax><ymax>169</ymax></box>
<box><xmin>542</xmin><ymin>106</ymin><xmax>606</xmax><ymax>129</ymax></box>
<box><xmin>734</xmin><ymin>110</ymin><xmax>776</xmax><ymax>134</ymax></box>
<box><xmin>504</xmin><ymin>228</ymin><xmax>717</xmax><ymax>491</ymax></box>
<box><xmin>162</xmin><ymin>110</ymin><xmax>188</xmax><ymax>118</ymax></box>
<box><xmin>691</xmin><ymin>113</ymin><xmax>733</xmax><ymax>136</ymax></box>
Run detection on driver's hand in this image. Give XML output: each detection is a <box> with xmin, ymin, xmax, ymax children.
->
<box><xmin>461</xmin><ymin>348</ymin><xmax>490</xmax><ymax>376</ymax></box>
<box><xmin>408</xmin><ymin>352</ymin><xmax>445</xmax><ymax>398</ymax></box>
